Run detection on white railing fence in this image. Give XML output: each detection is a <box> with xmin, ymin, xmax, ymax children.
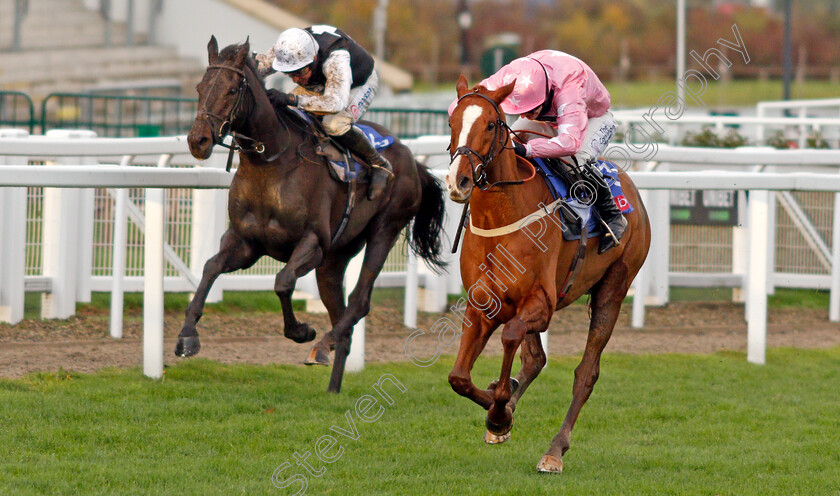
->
<box><xmin>613</xmin><ymin>97</ymin><xmax>840</xmax><ymax>149</ymax></box>
<box><xmin>2</xmin><ymin>131</ymin><xmax>840</xmax><ymax>378</ymax></box>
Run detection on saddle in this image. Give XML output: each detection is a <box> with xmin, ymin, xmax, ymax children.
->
<box><xmin>530</xmin><ymin>157</ymin><xmax>634</xmax><ymax>241</ymax></box>
<box><xmin>283</xmin><ymin>107</ymin><xmax>394</xmax><ymax>185</ymax></box>
<box><xmin>274</xmin><ymin>106</ymin><xmax>396</xmax><ymax>245</ymax></box>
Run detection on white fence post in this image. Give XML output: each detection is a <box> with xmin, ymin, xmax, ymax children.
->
<box><xmin>747</xmin><ymin>189</ymin><xmax>770</xmax><ymax>365</ymax></box>
<box><xmin>647</xmin><ymin>188</ymin><xmax>671</xmax><ymax>305</ymax></box>
<box><xmin>830</xmin><ymin>191</ymin><xmax>840</xmax><ymax>322</ymax></box>
<box><xmin>445</xmin><ymin>199</ymin><xmax>464</xmax><ymax>296</ymax></box>
<box><xmin>41</xmin><ymin>131</ymin><xmax>93</xmax><ymax>319</ymax></box>
<box><xmin>766</xmin><ymin>190</ymin><xmax>777</xmax><ymax>295</ymax></box>
<box><xmin>732</xmin><ymin>190</ymin><xmax>749</xmax><ymax>303</ymax></box>
<box><xmin>345</xmin><ymin>247</ymin><xmax>366</xmax><ymax>372</ymax></box>
<box><xmin>632</xmin><ymin>190</ymin><xmax>651</xmax><ymax>328</ymax></box>
<box><xmin>0</xmin><ymin>129</ymin><xmax>29</xmax><ymax>324</ymax></box>
<box><xmin>111</xmin><ymin>183</ymin><xmax>129</xmax><ymax>338</ymax></box>
<box><xmin>142</xmin><ymin>154</ymin><xmax>171</xmax><ymax>379</ymax></box>
<box><xmin>66</xmin><ymin>131</ymin><xmax>98</xmax><ymax>304</ymax></box>
<box><xmin>403</xmin><ymin>247</ymin><xmax>418</xmax><ymax>328</ymax></box>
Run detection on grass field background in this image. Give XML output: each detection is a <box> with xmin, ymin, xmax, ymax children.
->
<box><xmin>1</xmin><ymin>347</ymin><xmax>838</xmax><ymax>495</ymax></box>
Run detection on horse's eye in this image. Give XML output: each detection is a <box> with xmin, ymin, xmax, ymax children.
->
<box><xmin>487</xmin><ymin>122</ymin><xmax>496</xmax><ymax>131</ymax></box>
<box><xmin>229</xmin><ymin>87</ymin><xmax>238</xmax><ymax>95</ymax></box>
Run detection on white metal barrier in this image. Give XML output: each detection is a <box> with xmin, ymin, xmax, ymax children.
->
<box><xmin>3</xmin><ymin>132</ymin><xmax>840</xmax><ymax>376</ymax></box>
<box><xmin>612</xmin><ymin>109</ymin><xmax>840</xmax><ymax>148</ymax></box>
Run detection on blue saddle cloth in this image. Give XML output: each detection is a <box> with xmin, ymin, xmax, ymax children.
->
<box><xmin>289</xmin><ymin>108</ymin><xmax>395</xmax><ymax>183</ymax></box>
<box><xmin>531</xmin><ymin>158</ymin><xmax>634</xmax><ymax>239</ymax></box>
<box><xmin>331</xmin><ymin>124</ymin><xmax>395</xmax><ymax>181</ymax></box>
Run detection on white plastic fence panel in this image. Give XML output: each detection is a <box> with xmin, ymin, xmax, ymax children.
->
<box><xmin>0</xmin><ymin>129</ymin><xmax>29</xmax><ymax>324</ymax></box>
<box><xmin>345</xmin><ymin>247</ymin><xmax>366</xmax><ymax>373</ymax></box>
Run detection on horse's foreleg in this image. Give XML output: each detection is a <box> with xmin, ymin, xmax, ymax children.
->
<box><xmin>327</xmin><ymin>229</ymin><xmax>400</xmax><ymax>393</ymax></box>
<box><xmin>486</xmin><ymin>292</ymin><xmax>552</xmax><ymax>439</ymax></box>
<box><xmin>275</xmin><ymin>232</ymin><xmax>324</xmax><ymax>344</ymax></box>
<box><xmin>304</xmin><ymin>252</ymin><xmax>352</xmax><ymax>366</ymax></box>
<box><xmin>448</xmin><ymin>307</ymin><xmax>500</xmax><ymax>410</ymax></box>
<box><xmin>176</xmin><ymin>230</ymin><xmax>260</xmax><ymax>357</ymax></box>
<box><xmin>539</xmin><ymin>263</ymin><xmax>629</xmax><ymax>474</ymax></box>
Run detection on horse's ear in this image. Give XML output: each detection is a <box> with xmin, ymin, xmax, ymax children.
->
<box><xmin>456</xmin><ymin>74</ymin><xmax>471</xmax><ymax>98</ymax></box>
<box><xmin>234</xmin><ymin>37</ymin><xmax>250</xmax><ymax>67</ymax></box>
<box><xmin>208</xmin><ymin>36</ymin><xmax>219</xmax><ymax>64</ymax></box>
<box><xmin>489</xmin><ymin>80</ymin><xmax>516</xmax><ymax>104</ymax></box>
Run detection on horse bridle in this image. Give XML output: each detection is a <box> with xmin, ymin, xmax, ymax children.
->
<box><xmin>197</xmin><ymin>63</ymin><xmax>276</xmax><ymax>168</ymax></box>
<box><xmin>450</xmin><ymin>91</ymin><xmax>533</xmax><ymax>191</ymax></box>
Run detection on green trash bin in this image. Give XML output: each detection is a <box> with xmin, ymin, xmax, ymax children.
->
<box><xmin>137</xmin><ymin>124</ymin><xmax>161</xmax><ymax>137</ymax></box>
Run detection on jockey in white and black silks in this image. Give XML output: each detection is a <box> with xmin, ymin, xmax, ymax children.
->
<box><xmin>257</xmin><ymin>25</ymin><xmax>393</xmax><ymax>201</ymax></box>
<box><xmin>449</xmin><ymin>50</ymin><xmax>626</xmax><ymax>252</ymax></box>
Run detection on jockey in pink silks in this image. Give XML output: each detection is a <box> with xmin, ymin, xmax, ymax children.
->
<box><xmin>450</xmin><ymin>50</ymin><xmax>626</xmax><ymax>252</ymax></box>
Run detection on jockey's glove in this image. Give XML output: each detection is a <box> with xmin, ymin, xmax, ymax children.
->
<box><xmin>267</xmin><ymin>89</ymin><xmax>298</xmax><ymax>108</ymax></box>
<box><xmin>513</xmin><ymin>142</ymin><xmax>528</xmax><ymax>158</ymax></box>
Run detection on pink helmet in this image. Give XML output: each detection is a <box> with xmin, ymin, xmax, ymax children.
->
<box><xmin>492</xmin><ymin>57</ymin><xmax>549</xmax><ymax>115</ymax></box>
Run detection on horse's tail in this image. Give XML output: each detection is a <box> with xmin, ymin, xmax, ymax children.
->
<box><xmin>408</xmin><ymin>163</ymin><xmax>448</xmax><ymax>273</ymax></box>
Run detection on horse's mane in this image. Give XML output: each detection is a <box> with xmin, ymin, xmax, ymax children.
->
<box><xmin>218</xmin><ymin>42</ymin><xmax>316</xmax><ymax>137</ymax></box>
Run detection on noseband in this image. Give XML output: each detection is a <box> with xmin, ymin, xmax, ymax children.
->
<box><xmin>197</xmin><ymin>63</ymin><xmax>275</xmax><ymax>169</ymax></box>
<box><xmin>451</xmin><ymin>91</ymin><xmax>533</xmax><ymax>191</ymax></box>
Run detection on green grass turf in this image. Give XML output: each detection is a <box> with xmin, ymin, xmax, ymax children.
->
<box><xmin>1</xmin><ymin>348</ymin><xmax>838</xmax><ymax>495</ymax></box>
<box><xmin>21</xmin><ymin>287</ymin><xmax>831</xmax><ymax>320</ymax></box>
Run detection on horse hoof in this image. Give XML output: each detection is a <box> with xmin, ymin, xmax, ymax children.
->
<box><xmin>285</xmin><ymin>323</ymin><xmax>317</xmax><ymax>344</ymax></box>
<box><xmin>536</xmin><ymin>454</ymin><xmax>563</xmax><ymax>474</ymax></box>
<box><xmin>484</xmin><ymin>429</ymin><xmax>511</xmax><ymax>444</ymax></box>
<box><xmin>304</xmin><ymin>347</ymin><xmax>331</xmax><ymax>366</ymax></box>
<box><xmin>175</xmin><ymin>335</ymin><xmax>201</xmax><ymax>357</ymax></box>
<box><xmin>485</xmin><ymin>412</ymin><xmax>513</xmax><ymax>437</ymax></box>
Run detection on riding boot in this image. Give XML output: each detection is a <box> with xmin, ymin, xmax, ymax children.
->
<box><xmin>334</xmin><ymin>126</ymin><xmax>394</xmax><ymax>200</ymax></box>
<box><xmin>580</xmin><ymin>159</ymin><xmax>627</xmax><ymax>254</ymax></box>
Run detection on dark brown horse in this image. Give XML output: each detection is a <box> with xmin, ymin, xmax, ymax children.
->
<box><xmin>182</xmin><ymin>37</ymin><xmax>446</xmax><ymax>393</ymax></box>
<box><xmin>446</xmin><ymin>76</ymin><xmax>651</xmax><ymax>472</ymax></box>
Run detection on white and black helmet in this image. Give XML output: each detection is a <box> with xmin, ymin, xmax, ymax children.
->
<box><xmin>271</xmin><ymin>28</ymin><xmax>318</xmax><ymax>73</ymax></box>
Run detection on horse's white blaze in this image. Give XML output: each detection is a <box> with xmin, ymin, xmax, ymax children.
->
<box><xmin>448</xmin><ymin>104</ymin><xmax>483</xmax><ymax>191</ymax></box>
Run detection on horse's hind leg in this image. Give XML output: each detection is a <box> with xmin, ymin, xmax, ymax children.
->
<box><xmin>304</xmin><ymin>251</ymin><xmax>353</xmax><ymax>366</ymax></box>
<box><xmin>275</xmin><ymin>232</ymin><xmax>324</xmax><ymax>343</ymax></box>
<box><xmin>538</xmin><ymin>263</ymin><xmax>630</xmax><ymax>474</ymax></box>
<box><xmin>176</xmin><ymin>229</ymin><xmax>261</xmax><ymax>357</ymax></box>
<box><xmin>510</xmin><ymin>331</ymin><xmax>548</xmax><ymax>408</ymax></box>
<box><xmin>326</xmin><ymin>227</ymin><xmax>401</xmax><ymax>393</ymax></box>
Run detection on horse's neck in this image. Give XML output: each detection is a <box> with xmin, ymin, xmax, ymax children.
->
<box><xmin>469</xmin><ymin>152</ymin><xmax>547</xmax><ymax>229</ymax></box>
<box><xmin>237</xmin><ymin>102</ymin><xmax>303</xmax><ymax>164</ymax></box>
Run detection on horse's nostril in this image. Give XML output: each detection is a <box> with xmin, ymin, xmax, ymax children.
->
<box><xmin>458</xmin><ymin>176</ymin><xmax>470</xmax><ymax>191</ymax></box>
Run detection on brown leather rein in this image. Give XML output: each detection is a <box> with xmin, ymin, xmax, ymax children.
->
<box><xmin>450</xmin><ymin>91</ymin><xmax>536</xmax><ymax>191</ymax></box>
<box><xmin>197</xmin><ymin>63</ymin><xmax>280</xmax><ymax>171</ymax></box>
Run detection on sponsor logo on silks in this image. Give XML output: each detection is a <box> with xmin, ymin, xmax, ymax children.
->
<box><xmin>614</xmin><ymin>194</ymin><xmax>630</xmax><ymax>210</ymax></box>
<box><xmin>366</xmin><ymin>132</ymin><xmax>392</xmax><ymax>149</ymax></box>
<box><xmin>350</xmin><ymin>104</ymin><xmax>361</xmax><ymax>120</ymax></box>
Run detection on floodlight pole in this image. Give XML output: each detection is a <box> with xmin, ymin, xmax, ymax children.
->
<box><xmin>782</xmin><ymin>0</ymin><xmax>792</xmax><ymax>101</ymax></box>
<box><xmin>676</xmin><ymin>0</ymin><xmax>686</xmax><ymax>105</ymax></box>
<box><xmin>373</xmin><ymin>0</ymin><xmax>389</xmax><ymax>61</ymax></box>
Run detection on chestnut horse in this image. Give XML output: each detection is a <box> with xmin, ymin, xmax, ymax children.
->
<box><xmin>446</xmin><ymin>76</ymin><xmax>651</xmax><ymax>472</ymax></box>
<box><xmin>183</xmin><ymin>37</ymin><xmax>446</xmax><ymax>393</ymax></box>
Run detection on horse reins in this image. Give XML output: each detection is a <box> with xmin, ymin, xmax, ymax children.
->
<box><xmin>449</xmin><ymin>91</ymin><xmax>537</xmax><ymax>253</ymax></box>
<box><xmin>450</xmin><ymin>91</ymin><xmax>536</xmax><ymax>191</ymax></box>
<box><xmin>198</xmin><ymin>64</ymin><xmax>278</xmax><ymax>171</ymax></box>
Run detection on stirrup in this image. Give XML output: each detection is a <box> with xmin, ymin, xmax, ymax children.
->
<box><xmin>368</xmin><ymin>162</ymin><xmax>394</xmax><ymax>179</ymax></box>
<box><xmin>597</xmin><ymin>216</ymin><xmax>626</xmax><ymax>254</ymax></box>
